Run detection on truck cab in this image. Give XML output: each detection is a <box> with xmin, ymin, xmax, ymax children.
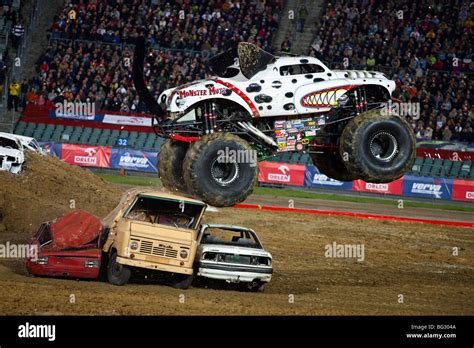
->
<box><xmin>103</xmin><ymin>189</ymin><xmax>207</xmax><ymax>288</ymax></box>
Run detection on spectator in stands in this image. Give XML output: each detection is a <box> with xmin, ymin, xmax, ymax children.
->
<box><xmin>280</xmin><ymin>37</ymin><xmax>291</xmax><ymax>53</ymax></box>
<box><xmin>8</xmin><ymin>79</ymin><xmax>20</xmax><ymax>111</ymax></box>
<box><xmin>20</xmin><ymin>79</ymin><xmax>28</xmax><ymax>107</ymax></box>
<box><xmin>0</xmin><ymin>57</ymin><xmax>6</xmax><ymax>95</ymax></box>
<box><xmin>298</xmin><ymin>5</ymin><xmax>309</xmax><ymax>33</ymax></box>
<box><xmin>11</xmin><ymin>20</ymin><xmax>24</xmax><ymax>50</ymax></box>
<box><xmin>26</xmin><ymin>87</ymin><xmax>39</xmax><ymax>105</ymax></box>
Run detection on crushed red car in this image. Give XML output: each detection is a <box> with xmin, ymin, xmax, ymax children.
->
<box><xmin>26</xmin><ymin>210</ymin><xmax>105</xmax><ymax>279</ymax></box>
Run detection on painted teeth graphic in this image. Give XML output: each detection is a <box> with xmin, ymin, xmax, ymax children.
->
<box><xmin>302</xmin><ymin>88</ymin><xmax>349</xmax><ymax>107</ymax></box>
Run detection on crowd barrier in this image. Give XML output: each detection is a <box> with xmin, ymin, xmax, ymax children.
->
<box><xmin>41</xmin><ymin>143</ymin><xmax>157</xmax><ymax>173</ymax></box>
<box><xmin>40</xmin><ymin>142</ymin><xmax>474</xmax><ymax>203</ymax></box>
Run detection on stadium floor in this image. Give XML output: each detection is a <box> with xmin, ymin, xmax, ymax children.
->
<box><xmin>0</xmin><ymin>191</ymin><xmax>472</xmax><ymax>315</ymax></box>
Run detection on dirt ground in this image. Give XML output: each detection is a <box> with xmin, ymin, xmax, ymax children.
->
<box><xmin>0</xmin><ymin>153</ymin><xmax>121</xmax><ymax>242</ymax></box>
<box><xmin>0</xmin><ymin>154</ymin><xmax>473</xmax><ymax>315</ymax></box>
<box><xmin>0</xmin><ymin>207</ymin><xmax>472</xmax><ymax>315</ymax></box>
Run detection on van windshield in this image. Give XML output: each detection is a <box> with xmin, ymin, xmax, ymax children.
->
<box><xmin>125</xmin><ymin>195</ymin><xmax>205</xmax><ymax>229</ymax></box>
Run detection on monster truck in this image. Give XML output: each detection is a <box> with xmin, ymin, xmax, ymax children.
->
<box><xmin>133</xmin><ymin>38</ymin><xmax>415</xmax><ymax>207</ymax></box>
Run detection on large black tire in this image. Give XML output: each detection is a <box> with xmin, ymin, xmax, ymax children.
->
<box><xmin>183</xmin><ymin>133</ymin><xmax>258</xmax><ymax>207</ymax></box>
<box><xmin>107</xmin><ymin>252</ymin><xmax>132</xmax><ymax>286</ymax></box>
<box><xmin>158</xmin><ymin>140</ymin><xmax>189</xmax><ymax>193</ymax></box>
<box><xmin>340</xmin><ymin>109</ymin><xmax>416</xmax><ymax>183</ymax></box>
<box><xmin>310</xmin><ymin>151</ymin><xmax>359</xmax><ymax>181</ymax></box>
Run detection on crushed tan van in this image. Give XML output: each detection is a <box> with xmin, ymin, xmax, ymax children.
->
<box><xmin>102</xmin><ymin>188</ymin><xmax>207</xmax><ymax>288</ymax></box>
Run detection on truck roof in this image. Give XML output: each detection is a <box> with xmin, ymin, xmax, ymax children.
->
<box><xmin>135</xmin><ymin>189</ymin><xmax>207</xmax><ymax>205</ymax></box>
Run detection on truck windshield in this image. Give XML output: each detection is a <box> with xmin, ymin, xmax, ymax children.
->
<box><xmin>125</xmin><ymin>196</ymin><xmax>205</xmax><ymax>229</ymax></box>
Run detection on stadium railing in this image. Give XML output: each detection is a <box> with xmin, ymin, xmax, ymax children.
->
<box><xmin>48</xmin><ymin>37</ymin><xmax>212</xmax><ymax>59</ymax></box>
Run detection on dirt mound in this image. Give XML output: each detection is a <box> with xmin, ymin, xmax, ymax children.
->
<box><xmin>0</xmin><ymin>152</ymin><xmax>121</xmax><ymax>242</ymax></box>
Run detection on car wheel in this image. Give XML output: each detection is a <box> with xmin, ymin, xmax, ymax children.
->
<box><xmin>340</xmin><ymin>109</ymin><xmax>416</xmax><ymax>183</ymax></box>
<box><xmin>107</xmin><ymin>252</ymin><xmax>131</xmax><ymax>286</ymax></box>
<box><xmin>158</xmin><ymin>140</ymin><xmax>189</xmax><ymax>193</ymax></box>
<box><xmin>183</xmin><ymin>133</ymin><xmax>258</xmax><ymax>207</ymax></box>
<box><xmin>246</xmin><ymin>280</ymin><xmax>265</xmax><ymax>292</ymax></box>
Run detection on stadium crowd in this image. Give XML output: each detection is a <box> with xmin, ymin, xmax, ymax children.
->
<box><xmin>50</xmin><ymin>0</ymin><xmax>281</xmax><ymax>52</ymax></box>
<box><xmin>309</xmin><ymin>0</ymin><xmax>473</xmax><ymax>142</ymax></box>
<box><xmin>26</xmin><ymin>41</ymin><xmax>209</xmax><ymax>113</ymax></box>
<box><xmin>22</xmin><ymin>0</ymin><xmax>472</xmax><ymax>143</ymax></box>
<box><xmin>24</xmin><ymin>0</ymin><xmax>282</xmax><ymax>114</ymax></box>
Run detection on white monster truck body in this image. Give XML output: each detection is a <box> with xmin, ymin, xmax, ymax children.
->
<box><xmin>133</xmin><ymin>39</ymin><xmax>415</xmax><ymax>207</ymax></box>
<box><xmin>160</xmin><ymin>56</ymin><xmax>395</xmax><ymax>119</ymax></box>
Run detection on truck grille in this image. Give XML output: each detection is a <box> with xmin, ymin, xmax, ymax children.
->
<box><xmin>153</xmin><ymin>246</ymin><xmax>178</xmax><ymax>258</ymax></box>
<box><xmin>140</xmin><ymin>240</ymin><xmax>153</xmax><ymax>254</ymax></box>
<box><xmin>138</xmin><ymin>240</ymin><xmax>178</xmax><ymax>259</ymax></box>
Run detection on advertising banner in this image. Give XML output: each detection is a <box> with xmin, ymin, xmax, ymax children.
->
<box><xmin>110</xmin><ymin>148</ymin><xmax>158</xmax><ymax>173</ymax></box>
<box><xmin>402</xmin><ymin>175</ymin><xmax>453</xmax><ymax>199</ymax></box>
<box><xmin>352</xmin><ymin>177</ymin><xmax>404</xmax><ymax>195</ymax></box>
<box><xmin>39</xmin><ymin>142</ymin><xmax>62</xmax><ymax>158</ymax></box>
<box><xmin>452</xmin><ymin>179</ymin><xmax>474</xmax><ymax>202</ymax></box>
<box><xmin>416</xmin><ymin>147</ymin><xmax>473</xmax><ymax>162</ymax></box>
<box><xmin>61</xmin><ymin>144</ymin><xmax>111</xmax><ymax>168</ymax></box>
<box><xmin>258</xmin><ymin>162</ymin><xmax>305</xmax><ymax>186</ymax></box>
<box><xmin>304</xmin><ymin>165</ymin><xmax>353</xmax><ymax>189</ymax></box>
<box><xmin>103</xmin><ymin>114</ymin><xmax>153</xmax><ymax>127</ymax></box>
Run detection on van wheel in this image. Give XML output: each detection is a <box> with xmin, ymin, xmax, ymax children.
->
<box><xmin>171</xmin><ymin>274</ymin><xmax>194</xmax><ymax>289</ymax></box>
<box><xmin>107</xmin><ymin>252</ymin><xmax>131</xmax><ymax>286</ymax></box>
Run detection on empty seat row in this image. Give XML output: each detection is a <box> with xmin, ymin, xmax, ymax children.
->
<box><xmin>14</xmin><ymin>121</ymin><xmax>165</xmax><ymax>151</ymax></box>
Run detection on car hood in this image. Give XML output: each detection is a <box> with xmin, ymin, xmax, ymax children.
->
<box><xmin>200</xmin><ymin>244</ymin><xmax>272</xmax><ymax>259</ymax></box>
<box><xmin>48</xmin><ymin>210</ymin><xmax>103</xmax><ymax>251</ymax></box>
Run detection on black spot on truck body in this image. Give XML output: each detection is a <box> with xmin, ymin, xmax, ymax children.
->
<box><xmin>255</xmin><ymin>94</ymin><xmax>273</xmax><ymax>103</ymax></box>
<box><xmin>246</xmin><ymin>83</ymin><xmax>261</xmax><ymax>93</ymax></box>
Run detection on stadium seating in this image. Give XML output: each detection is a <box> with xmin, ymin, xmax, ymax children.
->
<box><xmin>13</xmin><ymin>121</ymin><xmax>473</xmax><ymax>179</ymax></box>
<box><xmin>13</xmin><ymin>122</ymin><xmax>166</xmax><ymax>152</ymax></box>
